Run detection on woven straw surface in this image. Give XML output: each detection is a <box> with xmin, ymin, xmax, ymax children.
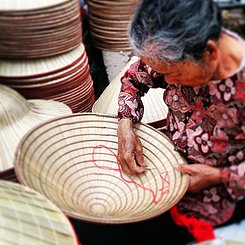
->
<box><xmin>0</xmin><ymin>180</ymin><xmax>78</xmax><ymax>244</ymax></box>
<box><xmin>92</xmin><ymin>57</ymin><xmax>168</xmax><ymax>124</ymax></box>
<box><xmin>15</xmin><ymin>113</ymin><xmax>188</xmax><ymax>224</ymax></box>
<box><xmin>0</xmin><ymin>85</ymin><xmax>72</xmax><ymax>172</ymax></box>
<box><xmin>0</xmin><ymin>44</ymin><xmax>84</xmax><ymax>77</ymax></box>
<box><xmin>0</xmin><ymin>44</ymin><xmax>95</xmax><ymax>113</ymax></box>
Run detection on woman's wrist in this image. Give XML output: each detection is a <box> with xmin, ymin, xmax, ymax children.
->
<box><xmin>118</xmin><ymin>118</ymin><xmax>133</xmax><ymax>127</ymax></box>
<box><xmin>210</xmin><ymin>168</ymin><xmax>222</xmax><ymax>186</ymax></box>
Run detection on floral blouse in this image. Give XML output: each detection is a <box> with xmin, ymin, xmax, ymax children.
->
<box><xmin>118</xmin><ymin>59</ymin><xmax>245</xmax><ymax>226</ymax></box>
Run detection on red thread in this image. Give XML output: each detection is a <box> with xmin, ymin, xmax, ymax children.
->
<box><xmin>170</xmin><ymin>206</ymin><xmax>215</xmax><ymax>242</ymax></box>
<box><xmin>92</xmin><ymin>145</ymin><xmax>170</xmax><ymax>204</ymax></box>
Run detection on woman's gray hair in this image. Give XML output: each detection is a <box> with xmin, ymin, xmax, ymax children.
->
<box><xmin>130</xmin><ymin>0</ymin><xmax>222</xmax><ymax>63</ymax></box>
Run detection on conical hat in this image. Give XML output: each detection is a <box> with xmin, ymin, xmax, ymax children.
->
<box><xmin>0</xmin><ymin>44</ymin><xmax>85</xmax><ymax>78</ymax></box>
<box><xmin>0</xmin><ymin>180</ymin><xmax>78</xmax><ymax>244</ymax></box>
<box><xmin>0</xmin><ymin>85</ymin><xmax>72</xmax><ymax>172</ymax></box>
<box><xmin>14</xmin><ymin>113</ymin><xmax>188</xmax><ymax>224</ymax></box>
<box><xmin>92</xmin><ymin>56</ymin><xmax>168</xmax><ymax>124</ymax></box>
<box><xmin>0</xmin><ymin>43</ymin><xmax>95</xmax><ymax>114</ymax></box>
<box><xmin>87</xmin><ymin>0</ymin><xmax>141</xmax><ymax>50</ymax></box>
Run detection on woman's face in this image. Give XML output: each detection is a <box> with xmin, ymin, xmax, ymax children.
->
<box><xmin>141</xmin><ymin>57</ymin><xmax>217</xmax><ymax>87</ymax></box>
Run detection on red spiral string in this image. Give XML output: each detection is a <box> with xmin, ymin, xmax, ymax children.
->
<box><xmin>92</xmin><ymin>145</ymin><xmax>170</xmax><ymax>204</ymax></box>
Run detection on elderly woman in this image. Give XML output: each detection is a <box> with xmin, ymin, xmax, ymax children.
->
<box><xmin>117</xmin><ymin>0</ymin><xmax>245</xmax><ymax>243</ymax></box>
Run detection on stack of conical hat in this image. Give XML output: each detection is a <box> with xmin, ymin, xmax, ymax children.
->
<box><xmin>87</xmin><ymin>0</ymin><xmax>141</xmax><ymax>51</ymax></box>
<box><xmin>14</xmin><ymin>113</ymin><xmax>189</xmax><ymax>223</ymax></box>
<box><xmin>0</xmin><ymin>44</ymin><xmax>95</xmax><ymax>113</ymax></box>
<box><xmin>0</xmin><ymin>0</ymin><xmax>82</xmax><ymax>59</ymax></box>
<box><xmin>0</xmin><ymin>84</ymin><xmax>72</xmax><ymax>180</ymax></box>
<box><xmin>92</xmin><ymin>56</ymin><xmax>168</xmax><ymax>128</ymax></box>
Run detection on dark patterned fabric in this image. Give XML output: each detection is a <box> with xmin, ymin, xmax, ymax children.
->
<box><xmin>118</xmin><ymin>58</ymin><xmax>245</xmax><ymax>226</ymax></box>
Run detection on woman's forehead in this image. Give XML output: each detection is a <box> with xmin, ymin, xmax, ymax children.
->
<box><xmin>142</xmin><ymin>57</ymin><xmax>190</xmax><ymax>73</ymax></box>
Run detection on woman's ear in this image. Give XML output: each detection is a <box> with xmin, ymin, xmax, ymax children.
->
<box><xmin>204</xmin><ymin>40</ymin><xmax>219</xmax><ymax>61</ymax></box>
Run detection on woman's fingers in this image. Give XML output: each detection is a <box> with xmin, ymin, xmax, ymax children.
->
<box><xmin>174</xmin><ymin>164</ymin><xmax>194</xmax><ymax>175</ymax></box>
<box><xmin>118</xmin><ymin>149</ymin><xmax>147</xmax><ymax>174</ymax></box>
<box><xmin>135</xmin><ymin>137</ymin><xmax>145</xmax><ymax>166</ymax></box>
<box><xmin>122</xmin><ymin>153</ymin><xmax>145</xmax><ymax>174</ymax></box>
<box><xmin>127</xmin><ymin>138</ymin><xmax>146</xmax><ymax>174</ymax></box>
<box><xmin>117</xmin><ymin>118</ymin><xmax>146</xmax><ymax>175</ymax></box>
<box><xmin>135</xmin><ymin>151</ymin><xmax>146</xmax><ymax>174</ymax></box>
<box><xmin>119</xmin><ymin>157</ymin><xmax>132</xmax><ymax>175</ymax></box>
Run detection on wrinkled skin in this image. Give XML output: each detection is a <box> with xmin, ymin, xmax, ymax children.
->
<box><xmin>117</xmin><ymin>35</ymin><xmax>244</xmax><ymax>191</ymax></box>
<box><xmin>117</xmin><ymin>119</ymin><xmax>222</xmax><ymax>191</ymax></box>
<box><xmin>117</xmin><ymin>119</ymin><xmax>146</xmax><ymax>175</ymax></box>
<box><xmin>174</xmin><ymin>164</ymin><xmax>222</xmax><ymax>192</ymax></box>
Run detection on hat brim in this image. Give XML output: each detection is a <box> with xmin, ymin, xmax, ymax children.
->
<box><xmin>14</xmin><ymin>112</ymin><xmax>189</xmax><ymax>224</ymax></box>
<box><xmin>0</xmin><ymin>180</ymin><xmax>78</xmax><ymax>244</ymax></box>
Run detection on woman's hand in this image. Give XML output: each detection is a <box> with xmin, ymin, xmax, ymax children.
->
<box><xmin>175</xmin><ymin>164</ymin><xmax>222</xmax><ymax>192</ymax></box>
<box><xmin>117</xmin><ymin>119</ymin><xmax>146</xmax><ymax>175</ymax></box>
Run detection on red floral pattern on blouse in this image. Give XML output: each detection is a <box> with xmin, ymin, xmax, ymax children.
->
<box><xmin>118</xmin><ymin>59</ymin><xmax>245</xmax><ymax>226</ymax></box>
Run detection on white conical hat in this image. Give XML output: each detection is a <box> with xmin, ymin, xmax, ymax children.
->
<box><xmin>15</xmin><ymin>113</ymin><xmax>188</xmax><ymax>224</ymax></box>
<box><xmin>92</xmin><ymin>56</ymin><xmax>168</xmax><ymax>124</ymax></box>
<box><xmin>0</xmin><ymin>44</ymin><xmax>85</xmax><ymax>78</ymax></box>
<box><xmin>0</xmin><ymin>85</ymin><xmax>72</xmax><ymax>172</ymax></box>
<box><xmin>0</xmin><ymin>180</ymin><xmax>78</xmax><ymax>244</ymax></box>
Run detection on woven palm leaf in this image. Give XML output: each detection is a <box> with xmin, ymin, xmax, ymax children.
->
<box><xmin>15</xmin><ymin>113</ymin><xmax>188</xmax><ymax>224</ymax></box>
<box><xmin>0</xmin><ymin>44</ymin><xmax>85</xmax><ymax>78</ymax></box>
<box><xmin>0</xmin><ymin>85</ymin><xmax>72</xmax><ymax>172</ymax></box>
<box><xmin>0</xmin><ymin>180</ymin><xmax>78</xmax><ymax>245</ymax></box>
<box><xmin>92</xmin><ymin>56</ymin><xmax>168</xmax><ymax>124</ymax></box>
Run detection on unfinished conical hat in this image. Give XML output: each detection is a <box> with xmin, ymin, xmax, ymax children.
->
<box><xmin>14</xmin><ymin>113</ymin><xmax>189</xmax><ymax>224</ymax></box>
<box><xmin>0</xmin><ymin>85</ymin><xmax>72</xmax><ymax>173</ymax></box>
<box><xmin>92</xmin><ymin>56</ymin><xmax>168</xmax><ymax>124</ymax></box>
<box><xmin>0</xmin><ymin>180</ymin><xmax>78</xmax><ymax>244</ymax></box>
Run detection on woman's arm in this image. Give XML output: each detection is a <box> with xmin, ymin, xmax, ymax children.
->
<box><xmin>175</xmin><ymin>164</ymin><xmax>222</xmax><ymax>192</ymax></box>
<box><xmin>175</xmin><ymin>161</ymin><xmax>245</xmax><ymax>200</ymax></box>
<box><xmin>117</xmin><ymin>59</ymin><xmax>165</xmax><ymax>174</ymax></box>
<box><xmin>118</xmin><ymin>59</ymin><xmax>165</xmax><ymax>122</ymax></box>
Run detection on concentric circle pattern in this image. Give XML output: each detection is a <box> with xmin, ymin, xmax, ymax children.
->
<box><xmin>15</xmin><ymin>113</ymin><xmax>188</xmax><ymax>223</ymax></box>
<box><xmin>0</xmin><ymin>180</ymin><xmax>78</xmax><ymax>244</ymax></box>
<box><xmin>0</xmin><ymin>84</ymin><xmax>72</xmax><ymax>173</ymax></box>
